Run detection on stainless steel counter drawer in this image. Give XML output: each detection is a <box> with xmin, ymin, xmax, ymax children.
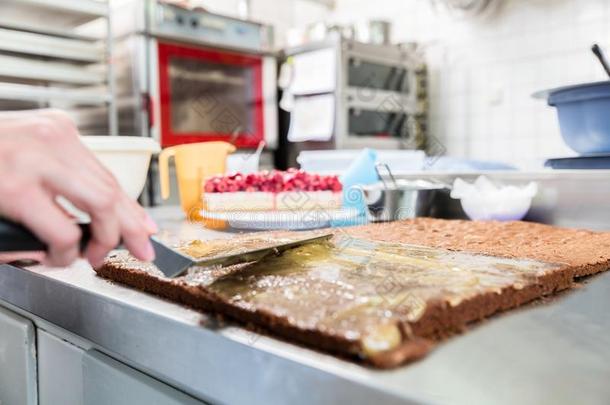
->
<box><xmin>82</xmin><ymin>350</ymin><xmax>207</xmax><ymax>404</ymax></box>
<box><xmin>0</xmin><ymin>305</ymin><xmax>37</xmax><ymax>405</ymax></box>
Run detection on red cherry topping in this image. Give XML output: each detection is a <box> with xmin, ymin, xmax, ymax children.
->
<box><xmin>203</xmin><ymin>170</ymin><xmax>342</xmax><ymax>193</ymax></box>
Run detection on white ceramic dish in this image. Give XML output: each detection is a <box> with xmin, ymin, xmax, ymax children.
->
<box><xmin>81</xmin><ymin>136</ymin><xmax>160</xmax><ymax>199</ymax></box>
<box><xmin>200</xmin><ymin>208</ymin><xmax>361</xmax><ymax>230</ymax></box>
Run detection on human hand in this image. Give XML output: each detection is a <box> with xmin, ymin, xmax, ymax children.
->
<box><xmin>0</xmin><ymin>109</ymin><xmax>157</xmax><ymax>267</ymax></box>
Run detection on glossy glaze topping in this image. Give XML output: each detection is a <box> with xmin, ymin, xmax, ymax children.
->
<box><xmin>104</xmin><ymin>235</ymin><xmax>560</xmax><ymax>355</ymax></box>
<box><xmin>202</xmin><ymin>237</ymin><xmax>560</xmax><ymax>352</ymax></box>
<box><xmin>179</xmin><ymin>235</ymin><xmax>295</xmax><ymax>259</ymax></box>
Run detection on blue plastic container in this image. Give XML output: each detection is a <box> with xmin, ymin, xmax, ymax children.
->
<box><xmin>547</xmin><ymin>81</ymin><xmax>610</xmax><ymax>154</ymax></box>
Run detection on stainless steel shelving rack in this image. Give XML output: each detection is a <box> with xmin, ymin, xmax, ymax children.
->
<box><xmin>0</xmin><ymin>0</ymin><xmax>117</xmax><ymax>135</ymax></box>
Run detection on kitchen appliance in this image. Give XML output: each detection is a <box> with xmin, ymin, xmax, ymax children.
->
<box><xmin>150</xmin><ymin>232</ymin><xmax>333</xmax><ymax>278</ymax></box>
<box><xmin>279</xmin><ymin>34</ymin><xmax>427</xmax><ymax>167</ymax></box>
<box><xmin>113</xmin><ymin>0</ymin><xmax>277</xmax><ymax>149</ymax></box>
<box><xmin>112</xmin><ymin>0</ymin><xmax>277</xmax><ymax>205</ymax></box>
<box><xmin>355</xmin><ymin>20</ymin><xmax>391</xmax><ymax>45</ymax></box>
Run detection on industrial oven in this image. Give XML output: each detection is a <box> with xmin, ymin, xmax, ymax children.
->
<box><xmin>112</xmin><ymin>0</ymin><xmax>277</xmax><ymax>149</ymax></box>
<box><xmin>112</xmin><ymin>0</ymin><xmax>278</xmax><ymax>204</ymax></box>
<box><xmin>278</xmin><ymin>34</ymin><xmax>427</xmax><ymax>167</ymax></box>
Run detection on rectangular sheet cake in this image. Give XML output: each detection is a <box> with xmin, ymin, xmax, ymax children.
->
<box><xmin>95</xmin><ymin>219</ymin><xmax>610</xmax><ymax>368</ymax></box>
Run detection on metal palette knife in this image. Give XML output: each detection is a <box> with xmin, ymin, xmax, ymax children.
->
<box><xmin>151</xmin><ymin>232</ymin><xmax>334</xmax><ymax>278</ymax></box>
<box><xmin>0</xmin><ymin>218</ymin><xmax>332</xmax><ymax>278</ymax></box>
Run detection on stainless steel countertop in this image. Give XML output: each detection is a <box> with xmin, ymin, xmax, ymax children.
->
<box><xmin>395</xmin><ymin>170</ymin><xmax>610</xmax><ymax>231</ymax></box>
<box><xmin>1</xmin><ymin>206</ymin><xmax>609</xmax><ymax>405</ymax></box>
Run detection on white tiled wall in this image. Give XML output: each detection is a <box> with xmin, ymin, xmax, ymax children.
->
<box><xmin>328</xmin><ymin>0</ymin><xmax>610</xmax><ymax>166</ymax></box>
<box><xmin>198</xmin><ymin>0</ymin><xmax>609</xmax><ymax>166</ymax></box>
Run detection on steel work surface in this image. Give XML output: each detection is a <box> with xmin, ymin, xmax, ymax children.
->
<box><xmin>0</xmin><ymin>207</ymin><xmax>609</xmax><ymax>405</ymax></box>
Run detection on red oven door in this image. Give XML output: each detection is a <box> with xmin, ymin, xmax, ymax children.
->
<box><xmin>157</xmin><ymin>41</ymin><xmax>264</xmax><ymax>148</ymax></box>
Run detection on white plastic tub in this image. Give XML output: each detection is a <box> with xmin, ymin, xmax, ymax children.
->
<box><xmin>80</xmin><ymin>136</ymin><xmax>160</xmax><ymax>199</ymax></box>
<box><xmin>297</xmin><ymin>149</ymin><xmax>426</xmax><ymax>175</ymax></box>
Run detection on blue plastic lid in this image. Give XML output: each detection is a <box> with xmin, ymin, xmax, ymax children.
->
<box><xmin>547</xmin><ymin>81</ymin><xmax>610</xmax><ymax>106</ymax></box>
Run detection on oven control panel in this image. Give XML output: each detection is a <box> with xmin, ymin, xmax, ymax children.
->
<box><xmin>152</xmin><ymin>2</ymin><xmax>273</xmax><ymax>53</ymax></box>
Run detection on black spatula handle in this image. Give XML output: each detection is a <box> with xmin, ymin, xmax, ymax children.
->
<box><xmin>0</xmin><ymin>218</ymin><xmax>91</xmax><ymax>252</ymax></box>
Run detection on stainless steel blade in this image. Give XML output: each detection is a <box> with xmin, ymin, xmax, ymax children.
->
<box><xmin>151</xmin><ymin>237</ymin><xmax>196</xmax><ymax>278</ymax></box>
<box><xmin>151</xmin><ymin>233</ymin><xmax>333</xmax><ymax>278</ymax></box>
<box><xmin>191</xmin><ymin>233</ymin><xmax>334</xmax><ymax>268</ymax></box>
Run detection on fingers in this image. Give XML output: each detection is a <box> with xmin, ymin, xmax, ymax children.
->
<box><xmin>144</xmin><ymin>211</ymin><xmax>159</xmax><ymax>234</ymax></box>
<box><xmin>115</xmin><ymin>194</ymin><xmax>155</xmax><ymax>262</ymax></box>
<box><xmin>31</xmin><ymin>116</ymin><xmax>150</xmax><ymax>264</ymax></box>
<box><xmin>41</xmin><ymin>165</ymin><xmax>155</xmax><ymax>265</ymax></box>
<box><xmin>127</xmin><ymin>197</ymin><xmax>158</xmax><ymax>234</ymax></box>
<box><xmin>71</xmin><ymin>136</ymin><xmax>156</xmax><ymax>262</ymax></box>
<box><xmin>83</xmin><ymin>189</ymin><xmax>122</xmax><ymax>267</ymax></box>
<box><xmin>8</xmin><ymin>188</ymin><xmax>82</xmax><ymax>267</ymax></box>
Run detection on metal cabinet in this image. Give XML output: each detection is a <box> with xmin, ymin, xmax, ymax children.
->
<box><xmin>37</xmin><ymin>329</ymin><xmax>85</xmax><ymax>405</ymax></box>
<box><xmin>0</xmin><ymin>306</ymin><xmax>38</xmax><ymax>405</ymax></box>
<box><xmin>37</xmin><ymin>331</ymin><xmax>207</xmax><ymax>404</ymax></box>
<box><xmin>0</xmin><ymin>302</ymin><xmax>207</xmax><ymax>404</ymax></box>
<box><xmin>82</xmin><ymin>349</ymin><xmax>206</xmax><ymax>405</ymax></box>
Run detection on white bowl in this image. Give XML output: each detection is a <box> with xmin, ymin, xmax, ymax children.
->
<box><xmin>80</xmin><ymin>136</ymin><xmax>160</xmax><ymax>199</ymax></box>
<box><xmin>450</xmin><ymin>176</ymin><xmax>538</xmax><ymax>221</ymax></box>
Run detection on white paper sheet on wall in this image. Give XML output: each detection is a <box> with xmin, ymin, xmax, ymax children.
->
<box><xmin>290</xmin><ymin>47</ymin><xmax>336</xmax><ymax>95</ymax></box>
<box><xmin>288</xmin><ymin>93</ymin><xmax>335</xmax><ymax>142</ymax></box>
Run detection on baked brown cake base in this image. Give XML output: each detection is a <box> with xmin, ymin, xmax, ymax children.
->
<box><xmin>96</xmin><ymin>219</ymin><xmax>610</xmax><ymax>368</ymax></box>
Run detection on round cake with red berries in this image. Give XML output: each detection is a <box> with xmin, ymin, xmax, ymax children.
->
<box><xmin>203</xmin><ymin>169</ymin><xmax>343</xmax><ymax>212</ymax></box>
